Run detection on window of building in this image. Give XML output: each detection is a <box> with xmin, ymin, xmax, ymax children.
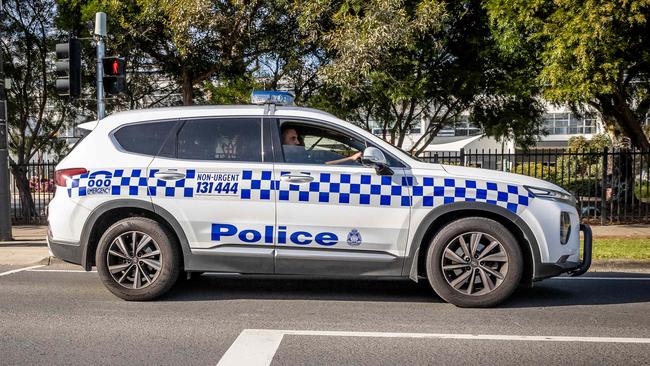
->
<box><xmin>543</xmin><ymin>113</ymin><xmax>596</xmax><ymax>135</ymax></box>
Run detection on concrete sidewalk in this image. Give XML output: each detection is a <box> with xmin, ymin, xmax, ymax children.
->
<box><xmin>0</xmin><ymin>224</ymin><xmax>648</xmax><ymax>269</ymax></box>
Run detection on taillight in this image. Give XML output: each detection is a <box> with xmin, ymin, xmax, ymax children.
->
<box><xmin>54</xmin><ymin>168</ymin><xmax>88</xmax><ymax>187</ymax></box>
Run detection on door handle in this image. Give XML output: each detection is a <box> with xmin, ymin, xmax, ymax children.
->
<box><xmin>280</xmin><ymin>174</ymin><xmax>314</xmax><ymax>184</ymax></box>
<box><xmin>154</xmin><ymin>171</ymin><xmax>186</xmax><ymax>180</ymax></box>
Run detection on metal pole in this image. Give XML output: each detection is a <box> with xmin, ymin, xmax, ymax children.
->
<box><xmin>95</xmin><ymin>12</ymin><xmax>106</xmax><ymax>120</ymax></box>
<box><xmin>0</xmin><ymin>3</ymin><xmax>14</xmax><ymax>240</ymax></box>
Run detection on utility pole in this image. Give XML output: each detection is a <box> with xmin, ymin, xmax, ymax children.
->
<box><xmin>0</xmin><ymin>1</ymin><xmax>13</xmax><ymax>240</ymax></box>
<box><xmin>94</xmin><ymin>12</ymin><xmax>106</xmax><ymax>120</ymax></box>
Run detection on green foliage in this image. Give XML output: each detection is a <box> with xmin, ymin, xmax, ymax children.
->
<box><xmin>513</xmin><ymin>163</ymin><xmax>556</xmax><ymax>181</ymax></box>
<box><xmin>636</xmin><ymin>182</ymin><xmax>650</xmax><ymax>200</ymax></box>
<box><xmin>204</xmin><ymin>76</ymin><xmax>263</xmax><ymax>105</ymax></box>
<box><xmin>484</xmin><ymin>0</ymin><xmax>650</xmax><ymax>150</ymax></box>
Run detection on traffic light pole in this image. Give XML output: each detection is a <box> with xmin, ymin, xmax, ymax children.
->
<box><xmin>0</xmin><ymin>5</ymin><xmax>13</xmax><ymax>240</ymax></box>
<box><xmin>95</xmin><ymin>12</ymin><xmax>106</xmax><ymax>120</ymax></box>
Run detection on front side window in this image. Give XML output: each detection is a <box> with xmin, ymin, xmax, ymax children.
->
<box><xmin>279</xmin><ymin>122</ymin><xmax>364</xmax><ymax>166</ymax></box>
<box><xmin>175</xmin><ymin>118</ymin><xmax>263</xmax><ymax>162</ymax></box>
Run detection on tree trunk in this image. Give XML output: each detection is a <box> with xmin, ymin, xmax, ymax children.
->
<box><xmin>10</xmin><ymin>165</ymin><xmax>37</xmax><ymax>223</ymax></box>
<box><xmin>182</xmin><ymin>68</ymin><xmax>193</xmax><ymax>106</ymax></box>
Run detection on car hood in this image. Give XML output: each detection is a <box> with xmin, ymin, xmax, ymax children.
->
<box><xmin>411</xmin><ymin>162</ymin><xmax>568</xmax><ymax>194</ymax></box>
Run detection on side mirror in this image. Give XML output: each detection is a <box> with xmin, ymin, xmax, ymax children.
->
<box><xmin>361</xmin><ymin>147</ymin><xmax>393</xmax><ymax>176</ymax></box>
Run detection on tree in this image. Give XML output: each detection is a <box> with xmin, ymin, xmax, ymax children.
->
<box><xmin>1</xmin><ymin>0</ymin><xmax>76</xmax><ymax>220</ymax></box>
<box><xmin>298</xmin><ymin>0</ymin><xmax>545</xmax><ymax>155</ymax></box>
<box><xmin>485</xmin><ymin>0</ymin><xmax>650</xmax><ymax>150</ymax></box>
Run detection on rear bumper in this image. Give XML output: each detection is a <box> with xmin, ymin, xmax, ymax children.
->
<box><xmin>47</xmin><ymin>234</ymin><xmax>83</xmax><ymax>266</ymax></box>
<box><xmin>535</xmin><ymin>224</ymin><xmax>593</xmax><ymax>280</ymax></box>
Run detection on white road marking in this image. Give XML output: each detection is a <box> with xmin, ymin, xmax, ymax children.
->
<box><xmin>26</xmin><ymin>269</ymin><xmax>97</xmax><ymax>273</ymax></box>
<box><xmin>216</xmin><ymin>329</ymin><xmax>650</xmax><ymax>366</ymax></box>
<box><xmin>0</xmin><ymin>265</ymin><xmax>45</xmax><ymax>277</ymax></box>
<box><xmin>550</xmin><ymin>277</ymin><xmax>650</xmax><ymax>281</ymax></box>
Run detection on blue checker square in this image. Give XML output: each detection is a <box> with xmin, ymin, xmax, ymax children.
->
<box><xmin>476</xmin><ymin>189</ymin><xmax>487</xmax><ymax>199</ymax></box>
<box><xmin>413</xmin><ymin>185</ymin><xmax>423</xmax><ymax>196</ymax></box>
<box><xmin>423</xmin><ymin>177</ymin><xmax>434</xmax><ymax>186</ymax></box>
<box><xmin>165</xmin><ymin>187</ymin><xmax>175</xmax><ymax>197</ymax></box>
<box><xmin>121</xmin><ymin>177</ymin><xmax>130</xmax><ymax>185</ymax></box>
<box><xmin>487</xmin><ymin>182</ymin><xmax>498</xmax><ymax>191</ymax></box>
<box><xmin>279</xmin><ymin>190</ymin><xmax>289</xmax><ymax>200</ymax></box>
<box><xmin>112</xmin><ymin>186</ymin><xmax>121</xmax><ymax>195</ymax></box>
<box><xmin>183</xmin><ymin>188</ymin><xmax>193</xmax><ymax>197</ymax></box>
<box><xmin>360</xmin><ymin>194</ymin><xmax>371</xmax><ymax>205</ymax></box>
<box><xmin>185</xmin><ymin>170</ymin><xmax>195</xmax><ymax>179</ymax></box>
<box><xmin>241</xmin><ymin>189</ymin><xmax>251</xmax><ymax>199</ymax></box>
<box><xmin>444</xmin><ymin>178</ymin><xmax>455</xmax><ymax>187</ymax></box>
<box><xmin>370</xmin><ymin>185</ymin><xmax>381</xmax><ymax>195</ymax></box>
<box><xmin>487</xmin><ymin>199</ymin><xmax>497</xmax><ymax>205</ymax></box>
<box><xmin>466</xmin><ymin>198</ymin><xmax>476</xmax><ymax>202</ymax></box>
<box><xmin>339</xmin><ymin>193</ymin><xmax>350</xmax><ymax>204</ymax></box>
<box><xmin>114</xmin><ymin>170</ymin><xmax>124</xmax><ymax>177</ymax></box>
<box><xmin>138</xmin><ymin>177</ymin><xmax>148</xmax><ymax>185</ymax></box>
<box><xmin>175</xmin><ymin>179</ymin><xmax>185</xmax><ymax>187</ymax></box>
<box><xmin>391</xmin><ymin>185</ymin><xmax>401</xmax><ymax>195</ymax></box>
<box><xmin>330</xmin><ymin>183</ymin><xmax>340</xmax><ymax>193</ymax></box>
<box><xmin>518</xmin><ymin>195</ymin><xmax>529</xmax><ymax>205</ymax></box>
<box><xmin>381</xmin><ymin>176</ymin><xmax>392</xmax><ymax>185</ymax></box>
<box><xmin>270</xmin><ymin>181</ymin><xmax>278</xmax><ymax>190</ymax></box>
<box><xmin>79</xmin><ymin>187</ymin><xmax>86</xmax><ymax>196</ymax></box>
<box><xmin>299</xmin><ymin>191</ymin><xmax>310</xmax><ymax>202</ymax></box>
<box><xmin>131</xmin><ymin>169</ymin><xmax>141</xmax><ymax>177</ymax></box>
<box><xmin>380</xmin><ymin>195</ymin><xmax>391</xmax><ymax>206</ymax></box>
<box><xmin>129</xmin><ymin>186</ymin><xmax>138</xmax><ymax>196</ymax></box>
<box><xmin>433</xmin><ymin>186</ymin><xmax>445</xmax><ymax>196</ymax></box>
<box><xmin>360</xmin><ymin>175</ymin><xmax>371</xmax><ymax>184</ymax></box>
<box><xmin>507</xmin><ymin>203</ymin><xmax>518</xmax><ymax>213</ymax></box>
<box><xmin>72</xmin><ymin>179</ymin><xmax>79</xmax><ymax>188</ymax></box>
<box><xmin>455</xmin><ymin>187</ymin><xmax>466</xmax><ymax>198</ymax></box>
<box><xmin>340</xmin><ymin>174</ymin><xmax>351</xmax><ymax>183</ymax></box>
<box><xmin>147</xmin><ymin>187</ymin><xmax>156</xmax><ymax>196</ymax></box>
<box><xmin>251</xmin><ymin>180</ymin><xmax>261</xmax><ymax>189</ymax></box>
<box><xmin>320</xmin><ymin>173</ymin><xmax>330</xmax><ymax>183</ymax></box>
<box><xmin>309</xmin><ymin>182</ymin><xmax>320</xmax><ymax>192</ymax></box>
<box><xmin>260</xmin><ymin>190</ymin><xmax>270</xmax><ymax>200</ymax></box>
<box><xmin>289</xmin><ymin>184</ymin><xmax>300</xmax><ymax>191</ymax></box>
<box><xmin>507</xmin><ymin>185</ymin><xmax>518</xmax><ymax>194</ymax></box>
<box><xmin>350</xmin><ymin>184</ymin><xmax>361</xmax><ymax>194</ymax></box>
<box><xmin>423</xmin><ymin>196</ymin><xmax>434</xmax><ymax>206</ymax></box>
<box><xmin>444</xmin><ymin>196</ymin><xmax>454</xmax><ymax>204</ymax></box>
<box><xmin>402</xmin><ymin>176</ymin><xmax>413</xmax><ymax>186</ymax></box>
<box><xmin>261</xmin><ymin>171</ymin><xmax>272</xmax><ymax>180</ymax></box>
<box><xmin>465</xmin><ymin>180</ymin><xmax>477</xmax><ymax>188</ymax></box>
<box><xmin>319</xmin><ymin>192</ymin><xmax>329</xmax><ymax>203</ymax></box>
<box><xmin>157</xmin><ymin>180</ymin><xmax>166</xmax><ymax>187</ymax></box>
<box><xmin>497</xmin><ymin>191</ymin><xmax>508</xmax><ymax>202</ymax></box>
<box><xmin>242</xmin><ymin>170</ymin><xmax>253</xmax><ymax>180</ymax></box>
<box><xmin>401</xmin><ymin>196</ymin><xmax>411</xmax><ymax>206</ymax></box>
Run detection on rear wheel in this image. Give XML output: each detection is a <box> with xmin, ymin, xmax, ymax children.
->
<box><xmin>426</xmin><ymin>217</ymin><xmax>523</xmax><ymax>307</ymax></box>
<box><xmin>96</xmin><ymin>217</ymin><xmax>180</xmax><ymax>301</ymax></box>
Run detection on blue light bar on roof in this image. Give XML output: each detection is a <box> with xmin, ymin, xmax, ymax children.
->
<box><xmin>250</xmin><ymin>90</ymin><xmax>295</xmax><ymax>106</ymax></box>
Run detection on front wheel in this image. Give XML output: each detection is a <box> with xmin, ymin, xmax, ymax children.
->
<box><xmin>426</xmin><ymin>217</ymin><xmax>523</xmax><ymax>308</ymax></box>
<box><xmin>96</xmin><ymin>217</ymin><xmax>180</xmax><ymax>301</ymax></box>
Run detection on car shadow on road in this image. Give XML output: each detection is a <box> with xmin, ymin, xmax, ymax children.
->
<box><xmin>162</xmin><ymin>272</ymin><xmax>650</xmax><ymax>307</ymax></box>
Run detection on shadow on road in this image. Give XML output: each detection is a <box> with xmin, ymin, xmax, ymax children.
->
<box><xmin>162</xmin><ymin>272</ymin><xmax>650</xmax><ymax>307</ymax></box>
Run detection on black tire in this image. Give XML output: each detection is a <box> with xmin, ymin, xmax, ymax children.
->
<box><xmin>96</xmin><ymin>217</ymin><xmax>180</xmax><ymax>301</ymax></box>
<box><xmin>426</xmin><ymin>217</ymin><xmax>523</xmax><ymax>308</ymax></box>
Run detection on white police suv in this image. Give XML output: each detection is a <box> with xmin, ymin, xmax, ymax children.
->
<box><xmin>48</xmin><ymin>91</ymin><xmax>592</xmax><ymax>307</ymax></box>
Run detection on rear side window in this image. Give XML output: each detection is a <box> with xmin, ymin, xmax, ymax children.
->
<box><xmin>113</xmin><ymin>120</ymin><xmax>176</xmax><ymax>156</ymax></box>
<box><xmin>175</xmin><ymin>118</ymin><xmax>263</xmax><ymax>162</ymax></box>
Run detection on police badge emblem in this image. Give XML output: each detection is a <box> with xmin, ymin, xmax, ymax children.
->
<box><xmin>346</xmin><ymin>229</ymin><xmax>362</xmax><ymax>246</ymax></box>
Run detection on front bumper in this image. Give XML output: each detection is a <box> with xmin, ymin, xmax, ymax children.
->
<box><xmin>535</xmin><ymin>224</ymin><xmax>593</xmax><ymax>280</ymax></box>
<box><xmin>47</xmin><ymin>233</ymin><xmax>83</xmax><ymax>266</ymax></box>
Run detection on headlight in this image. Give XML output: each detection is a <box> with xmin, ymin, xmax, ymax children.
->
<box><xmin>524</xmin><ymin>186</ymin><xmax>576</xmax><ymax>206</ymax></box>
<box><xmin>560</xmin><ymin>211</ymin><xmax>571</xmax><ymax>245</ymax></box>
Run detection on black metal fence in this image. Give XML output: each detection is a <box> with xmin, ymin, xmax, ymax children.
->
<box><xmin>8</xmin><ymin>149</ymin><xmax>650</xmax><ymax>224</ymax></box>
<box><xmin>420</xmin><ymin>148</ymin><xmax>650</xmax><ymax>224</ymax></box>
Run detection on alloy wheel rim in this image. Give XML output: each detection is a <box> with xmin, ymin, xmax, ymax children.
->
<box><xmin>107</xmin><ymin>231</ymin><xmax>162</xmax><ymax>289</ymax></box>
<box><xmin>440</xmin><ymin>232</ymin><xmax>509</xmax><ymax>296</ymax></box>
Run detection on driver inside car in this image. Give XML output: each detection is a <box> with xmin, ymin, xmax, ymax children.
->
<box><xmin>281</xmin><ymin>126</ymin><xmax>362</xmax><ymax>165</ymax></box>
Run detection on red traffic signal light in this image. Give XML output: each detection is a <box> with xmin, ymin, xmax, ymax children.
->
<box><xmin>102</xmin><ymin>57</ymin><xmax>126</xmax><ymax>95</ymax></box>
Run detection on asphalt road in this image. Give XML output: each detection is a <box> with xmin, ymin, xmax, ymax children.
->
<box><xmin>1</xmin><ymin>262</ymin><xmax>649</xmax><ymax>365</ymax></box>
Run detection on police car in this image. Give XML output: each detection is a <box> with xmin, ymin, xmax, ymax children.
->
<box><xmin>47</xmin><ymin>91</ymin><xmax>592</xmax><ymax>307</ymax></box>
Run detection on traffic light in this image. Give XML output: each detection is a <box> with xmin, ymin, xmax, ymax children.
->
<box><xmin>55</xmin><ymin>39</ymin><xmax>81</xmax><ymax>97</ymax></box>
<box><xmin>102</xmin><ymin>57</ymin><xmax>126</xmax><ymax>95</ymax></box>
